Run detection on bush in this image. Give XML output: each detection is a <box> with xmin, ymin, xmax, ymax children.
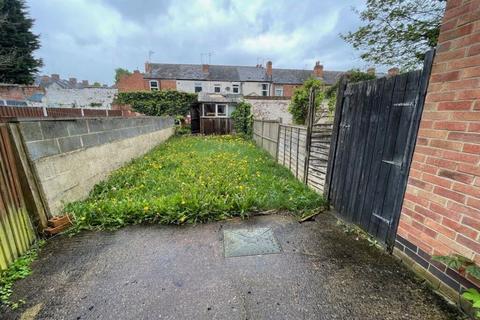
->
<box><xmin>231</xmin><ymin>102</ymin><xmax>253</xmax><ymax>137</ymax></box>
<box><xmin>288</xmin><ymin>77</ymin><xmax>325</xmax><ymax>125</ymax></box>
<box><xmin>115</xmin><ymin>91</ymin><xmax>197</xmax><ymax>117</ymax></box>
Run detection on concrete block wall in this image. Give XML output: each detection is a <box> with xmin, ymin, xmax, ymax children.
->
<box><xmin>394</xmin><ymin>0</ymin><xmax>480</xmax><ymax>302</ymax></box>
<box><xmin>17</xmin><ymin>117</ymin><xmax>174</xmax><ymax>215</ymax></box>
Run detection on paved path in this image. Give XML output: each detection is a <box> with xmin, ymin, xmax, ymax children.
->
<box><xmin>4</xmin><ymin>214</ymin><xmax>461</xmax><ymax>320</ymax></box>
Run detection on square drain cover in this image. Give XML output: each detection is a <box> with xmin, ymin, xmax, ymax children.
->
<box><xmin>224</xmin><ymin>227</ymin><xmax>281</xmax><ymax>257</ymax></box>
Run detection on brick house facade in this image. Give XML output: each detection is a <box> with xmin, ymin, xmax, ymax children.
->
<box><xmin>394</xmin><ymin>0</ymin><xmax>480</xmax><ymax>300</ymax></box>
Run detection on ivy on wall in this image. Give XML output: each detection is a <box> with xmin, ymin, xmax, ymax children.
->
<box><xmin>115</xmin><ymin>91</ymin><xmax>198</xmax><ymax>116</ymax></box>
<box><xmin>231</xmin><ymin>101</ymin><xmax>253</xmax><ymax>137</ymax></box>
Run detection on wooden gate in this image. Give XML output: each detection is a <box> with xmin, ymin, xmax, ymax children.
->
<box><xmin>0</xmin><ymin>124</ymin><xmax>36</xmax><ymax>270</ymax></box>
<box><xmin>324</xmin><ymin>51</ymin><xmax>434</xmax><ymax>249</ymax></box>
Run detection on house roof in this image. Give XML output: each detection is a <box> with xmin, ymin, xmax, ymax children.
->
<box><xmin>145</xmin><ymin>63</ymin><xmax>344</xmax><ymax>85</ymax></box>
<box><xmin>34</xmin><ymin>76</ymin><xmax>113</xmax><ymax>89</ymax></box>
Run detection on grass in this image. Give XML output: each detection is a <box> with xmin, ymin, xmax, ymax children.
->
<box><xmin>0</xmin><ymin>240</ymin><xmax>45</xmax><ymax>309</ymax></box>
<box><xmin>65</xmin><ymin>135</ymin><xmax>325</xmax><ymax>230</ymax></box>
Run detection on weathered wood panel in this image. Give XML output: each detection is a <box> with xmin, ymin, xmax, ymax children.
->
<box><xmin>200</xmin><ymin>117</ymin><xmax>233</xmax><ymax>135</ymax></box>
<box><xmin>324</xmin><ymin>50</ymin><xmax>435</xmax><ymax>248</ymax></box>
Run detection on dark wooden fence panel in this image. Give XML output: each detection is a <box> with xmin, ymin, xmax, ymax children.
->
<box><xmin>325</xmin><ymin>51</ymin><xmax>434</xmax><ymax>248</ymax></box>
<box><xmin>200</xmin><ymin>118</ymin><xmax>232</xmax><ymax>135</ymax></box>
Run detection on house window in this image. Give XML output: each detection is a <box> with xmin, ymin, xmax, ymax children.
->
<box><xmin>275</xmin><ymin>86</ymin><xmax>284</xmax><ymax>96</ymax></box>
<box><xmin>214</xmin><ymin>84</ymin><xmax>221</xmax><ymax>93</ymax></box>
<box><xmin>261</xmin><ymin>83</ymin><xmax>269</xmax><ymax>96</ymax></box>
<box><xmin>232</xmin><ymin>84</ymin><xmax>240</xmax><ymax>94</ymax></box>
<box><xmin>149</xmin><ymin>80</ymin><xmax>159</xmax><ymax>91</ymax></box>
<box><xmin>194</xmin><ymin>83</ymin><xmax>202</xmax><ymax>92</ymax></box>
<box><xmin>217</xmin><ymin>104</ymin><xmax>227</xmax><ymax>116</ymax></box>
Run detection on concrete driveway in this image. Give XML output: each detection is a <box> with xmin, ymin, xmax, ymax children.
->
<box><xmin>3</xmin><ymin>213</ymin><xmax>461</xmax><ymax>320</ymax></box>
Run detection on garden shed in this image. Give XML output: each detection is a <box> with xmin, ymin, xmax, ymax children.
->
<box><xmin>191</xmin><ymin>92</ymin><xmax>241</xmax><ymax>135</ymax></box>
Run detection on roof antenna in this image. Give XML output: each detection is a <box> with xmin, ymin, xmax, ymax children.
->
<box><xmin>148</xmin><ymin>50</ymin><xmax>155</xmax><ymax>62</ymax></box>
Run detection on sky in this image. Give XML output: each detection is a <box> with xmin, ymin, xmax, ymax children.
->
<box><xmin>26</xmin><ymin>0</ymin><xmax>369</xmax><ymax>85</ymax></box>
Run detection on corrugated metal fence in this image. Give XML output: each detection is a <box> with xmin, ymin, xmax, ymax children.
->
<box><xmin>0</xmin><ymin>124</ymin><xmax>36</xmax><ymax>270</ymax></box>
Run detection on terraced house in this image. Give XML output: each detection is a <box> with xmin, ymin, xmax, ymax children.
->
<box><xmin>118</xmin><ymin>61</ymin><xmax>342</xmax><ymax>97</ymax></box>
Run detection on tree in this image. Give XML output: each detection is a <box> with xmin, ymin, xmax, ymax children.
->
<box><xmin>288</xmin><ymin>77</ymin><xmax>325</xmax><ymax>125</ymax></box>
<box><xmin>92</xmin><ymin>82</ymin><xmax>102</xmax><ymax>87</ymax></box>
<box><xmin>341</xmin><ymin>0</ymin><xmax>446</xmax><ymax>70</ymax></box>
<box><xmin>115</xmin><ymin>91</ymin><xmax>197</xmax><ymax>117</ymax></box>
<box><xmin>0</xmin><ymin>0</ymin><xmax>42</xmax><ymax>84</ymax></box>
<box><xmin>114</xmin><ymin>68</ymin><xmax>132</xmax><ymax>83</ymax></box>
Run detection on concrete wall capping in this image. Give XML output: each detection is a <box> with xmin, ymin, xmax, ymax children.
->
<box><xmin>19</xmin><ymin>116</ymin><xmax>174</xmax><ymax>161</ymax></box>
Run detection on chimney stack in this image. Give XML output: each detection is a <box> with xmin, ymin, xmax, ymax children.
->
<box><xmin>41</xmin><ymin>75</ymin><xmax>50</xmax><ymax>82</ymax></box>
<box><xmin>266</xmin><ymin>61</ymin><xmax>273</xmax><ymax>77</ymax></box>
<box><xmin>313</xmin><ymin>62</ymin><xmax>324</xmax><ymax>78</ymax></box>
<box><xmin>202</xmin><ymin>64</ymin><xmax>209</xmax><ymax>73</ymax></box>
<box><xmin>388</xmin><ymin>67</ymin><xmax>399</xmax><ymax>77</ymax></box>
<box><xmin>82</xmin><ymin>80</ymin><xmax>89</xmax><ymax>87</ymax></box>
<box><xmin>145</xmin><ymin>62</ymin><xmax>152</xmax><ymax>74</ymax></box>
<box><xmin>367</xmin><ymin>68</ymin><xmax>376</xmax><ymax>76</ymax></box>
<box><xmin>51</xmin><ymin>74</ymin><xmax>60</xmax><ymax>81</ymax></box>
<box><xmin>69</xmin><ymin>77</ymin><xmax>77</xmax><ymax>86</ymax></box>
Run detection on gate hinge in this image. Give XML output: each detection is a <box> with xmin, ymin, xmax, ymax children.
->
<box><xmin>372</xmin><ymin>211</ymin><xmax>392</xmax><ymax>226</ymax></box>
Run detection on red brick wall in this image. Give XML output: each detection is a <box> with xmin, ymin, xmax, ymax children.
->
<box><xmin>116</xmin><ymin>71</ymin><xmax>148</xmax><ymax>92</ymax></box>
<box><xmin>0</xmin><ymin>85</ymin><xmax>44</xmax><ymax>100</ymax></box>
<box><xmin>398</xmin><ymin>0</ymin><xmax>480</xmax><ymax>264</ymax></box>
<box><xmin>280</xmin><ymin>84</ymin><xmax>301</xmax><ymax>97</ymax></box>
<box><xmin>160</xmin><ymin>80</ymin><xmax>177</xmax><ymax>90</ymax></box>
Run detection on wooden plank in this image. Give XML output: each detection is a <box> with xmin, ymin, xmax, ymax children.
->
<box><xmin>368</xmin><ymin>72</ymin><xmax>409</xmax><ymax>237</ymax></box>
<box><xmin>324</xmin><ymin>77</ymin><xmax>347</xmax><ymax>199</ymax></box>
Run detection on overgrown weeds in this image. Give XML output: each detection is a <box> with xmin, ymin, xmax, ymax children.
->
<box><xmin>0</xmin><ymin>240</ymin><xmax>45</xmax><ymax>309</ymax></box>
<box><xmin>65</xmin><ymin>135</ymin><xmax>325</xmax><ymax>231</ymax></box>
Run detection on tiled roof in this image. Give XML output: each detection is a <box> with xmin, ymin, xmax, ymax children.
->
<box><xmin>145</xmin><ymin>63</ymin><xmax>343</xmax><ymax>85</ymax></box>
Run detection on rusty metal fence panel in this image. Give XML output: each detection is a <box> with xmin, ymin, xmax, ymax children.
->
<box><xmin>0</xmin><ymin>124</ymin><xmax>36</xmax><ymax>270</ymax></box>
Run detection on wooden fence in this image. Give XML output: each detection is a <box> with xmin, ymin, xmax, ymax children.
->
<box><xmin>253</xmin><ymin>118</ymin><xmax>332</xmax><ymax>194</ymax></box>
<box><xmin>0</xmin><ymin>106</ymin><xmax>132</xmax><ymax>121</ymax></box>
<box><xmin>0</xmin><ymin>124</ymin><xmax>36</xmax><ymax>270</ymax></box>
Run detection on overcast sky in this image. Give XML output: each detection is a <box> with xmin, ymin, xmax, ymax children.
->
<box><xmin>26</xmin><ymin>0</ymin><xmax>369</xmax><ymax>85</ymax></box>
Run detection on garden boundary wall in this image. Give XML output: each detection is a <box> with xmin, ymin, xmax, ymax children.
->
<box><xmin>11</xmin><ymin>116</ymin><xmax>174</xmax><ymax>216</ymax></box>
<box><xmin>253</xmin><ymin>118</ymin><xmax>332</xmax><ymax>194</ymax></box>
<box><xmin>392</xmin><ymin>0</ymin><xmax>480</xmax><ymax>307</ymax></box>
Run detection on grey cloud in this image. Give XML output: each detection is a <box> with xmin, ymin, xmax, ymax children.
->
<box><xmin>27</xmin><ymin>0</ymin><xmax>368</xmax><ymax>85</ymax></box>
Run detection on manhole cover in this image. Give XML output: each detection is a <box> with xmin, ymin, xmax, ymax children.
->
<box><xmin>223</xmin><ymin>227</ymin><xmax>282</xmax><ymax>258</ymax></box>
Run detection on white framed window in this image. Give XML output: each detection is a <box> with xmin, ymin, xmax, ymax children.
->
<box><xmin>232</xmin><ymin>83</ymin><xmax>240</xmax><ymax>94</ymax></box>
<box><xmin>261</xmin><ymin>83</ymin><xmax>269</xmax><ymax>96</ymax></box>
<box><xmin>202</xmin><ymin>104</ymin><xmax>229</xmax><ymax>117</ymax></box>
<box><xmin>275</xmin><ymin>86</ymin><xmax>284</xmax><ymax>96</ymax></box>
<box><xmin>214</xmin><ymin>84</ymin><xmax>221</xmax><ymax>93</ymax></box>
<box><xmin>149</xmin><ymin>80</ymin><xmax>159</xmax><ymax>91</ymax></box>
<box><xmin>194</xmin><ymin>83</ymin><xmax>202</xmax><ymax>93</ymax></box>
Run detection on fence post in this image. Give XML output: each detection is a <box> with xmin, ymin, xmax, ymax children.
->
<box><xmin>261</xmin><ymin>119</ymin><xmax>265</xmax><ymax>148</ymax></box>
<box><xmin>303</xmin><ymin>88</ymin><xmax>316</xmax><ymax>184</ymax></box>
<box><xmin>42</xmin><ymin>106</ymin><xmax>47</xmax><ymax>117</ymax></box>
<box><xmin>275</xmin><ymin>118</ymin><xmax>281</xmax><ymax>162</ymax></box>
<box><xmin>324</xmin><ymin>76</ymin><xmax>347</xmax><ymax>200</ymax></box>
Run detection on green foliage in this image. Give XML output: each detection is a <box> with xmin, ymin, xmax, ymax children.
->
<box><xmin>114</xmin><ymin>68</ymin><xmax>132</xmax><ymax>83</ymax></box>
<box><xmin>92</xmin><ymin>82</ymin><xmax>102</xmax><ymax>87</ymax></box>
<box><xmin>288</xmin><ymin>77</ymin><xmax>325</xmax><ymax>125</ymax></box>
<box><xmin>0</xmin><ymin>240</ymin><xmax>45</xmax><ymax>309</ymax></box>
<box><xmin>341</xmin><ymin>0</ymin><xmax>445</xmax><ymax>70</ymax></box>
<box><xmin>65</xmin><ymin>136</ymin><xmax>325</xmax><ymax>230</ymax></box>
<box><xmin>432</xmin><ymin>254</ymin><xmax>474</xmax><ymax>270</ymax></box>
<box><xmin>463</xmin><ymin>288</ymin><xmax>480</xmax><ymax>318</ymax></box>
<box><xmin>0</xmin><ymin>0</ymin><xmax>43</xmax><ymax>84</ymax></box>
<box><xmin>432</xmin><ymin>253</ymin><xmax>480</xmax><ymax>317</ymax></box>
<box><xmin>325</xmin><ymin>69</ymin><xmax>377</xmax><ymax>114</ymax></box>
<box><xmin>175</xmin><ymin>125</ymin><xmax>191</xmax><ymax>136</ymax></box>
<box><xmin>115</xmin><ymin>91</ymin><xmax>197</xmax><ymax>117</ymax></box>
<box><xmin>231</xmin><ymin>102</ymin><xmax>253</xmax><ymax>137</ymax></box>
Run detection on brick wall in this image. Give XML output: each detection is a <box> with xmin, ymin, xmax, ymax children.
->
<box><xmin>395</xmin><ymin>0</ymin><xmax>480</xmax><ymax>298</ymax></box>
<box><xmin>117</xmin><ymin>71</ymin><xmax>148</xmax><ymax>92</ymax></box>
<box><xmin>0</xmin><ymin>84</ymin><xmax>44</xmax><ymax>101</ymax></box>
<box><xmin>160</xmin><ymin>80</ymin><xmax>177</xmax><ymax>90</ymax></box>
